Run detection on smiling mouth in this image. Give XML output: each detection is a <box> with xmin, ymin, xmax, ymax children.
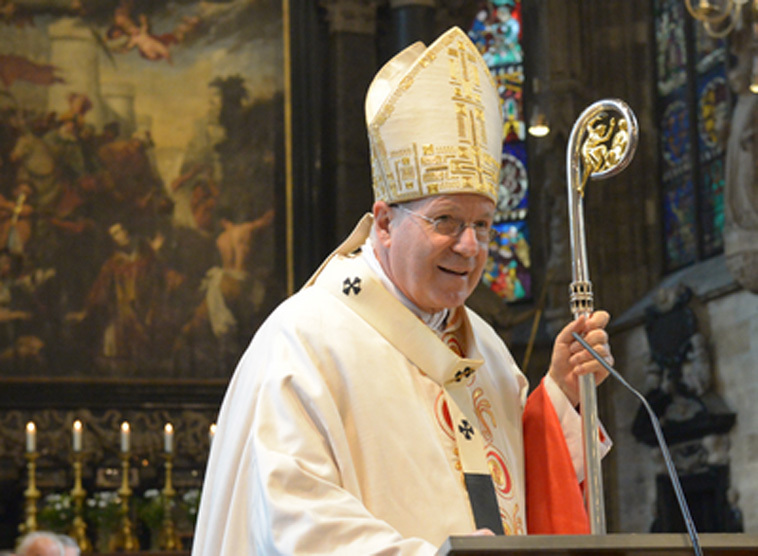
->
<box><xmin>439</xmin><ymin>266</ymin><xmax>468</xmax><ymax>276</ymax></box>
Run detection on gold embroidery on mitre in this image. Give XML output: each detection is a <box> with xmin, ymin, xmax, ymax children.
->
<box><xmin>366</xmin><ymin>27</ymin><xmax>501</xmax><ymax>205</ymax></box>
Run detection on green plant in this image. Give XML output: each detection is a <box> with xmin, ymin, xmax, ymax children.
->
<box><xmin>180</xmin><ymin>488</ymin><xmax>201</xmax><ymax>527</ymax></box>
<box><xmin>38</xmin><ymin>492</ymin><xmax>74</xmax><ymax>532</ymax></box>
<box><xmin>137</xmin><ymin>488</ymin><xmax>166</xmax><ymax>531</ymax></box>
<box><xmin>85</xmin><ymin>491</ymin><xmax>122</xmax><ymax>533</ymax></box>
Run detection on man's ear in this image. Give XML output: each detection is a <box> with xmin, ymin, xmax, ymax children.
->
<box><xmin>372</xmin><ymin>201</ymin><xmax>393</xmax><ymax>247</ymax></box>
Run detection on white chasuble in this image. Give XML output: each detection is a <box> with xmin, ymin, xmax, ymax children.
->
<box><xmin>192</xmin><ymin>216</ymin><xmax>531</xmax><ymax>556</ymax></box>
<box><xmin>314</xmin><ymin>242</ymin><xmax>528</xmax><ymax>536</ymax></box>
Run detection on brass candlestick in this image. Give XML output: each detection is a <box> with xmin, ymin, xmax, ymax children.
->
<box><xmin>109</xmin><ymin>453</ymin><xmax>139</xmax><ymax>552</ymax></box>
<box><xmin>158</xmin><ymin>453</ymin><xmax>182</xmax><ymax>550</ymax></box>
<box><xmin>69</xmin><ymin>453</ymin><xmax>93</xmax><ymax>553</ymax></box>
<box><xmin>19</xmin><ymin>452</ymin><xmax>40</xmax><ymax>535</ymax></box>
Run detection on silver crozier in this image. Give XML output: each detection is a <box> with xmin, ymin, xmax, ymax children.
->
<box><xmin>566</xmin><ymin>99</ymin><xmax>638</xmax><ymax>534</ymax></box>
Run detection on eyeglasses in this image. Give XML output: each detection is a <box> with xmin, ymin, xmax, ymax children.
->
<box><xmin>392</xmin><ymin>204</ymin><xmax>495</xmax><ymax>244</ymax></box>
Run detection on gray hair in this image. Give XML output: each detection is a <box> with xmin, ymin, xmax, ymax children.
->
<box><xmin>16</xmin><ymin>531</ymin><xmax>64</xmax><ymax>556</ymax></box>
<box><xmin>57</xmin><ymin>535</ymin><xmax>80</xmax><ymax>556</ymax></box>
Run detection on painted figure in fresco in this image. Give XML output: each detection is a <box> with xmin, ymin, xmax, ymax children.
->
<box><xmin>0</xmin><ymin>182</ymin><xmax>33</xmax><ymax>253</ymax></box>
<box><xmin>105</xmin><ymin>0</ymin><xmax>201</xmax><ymax>63</ymax></box>
<box><xmin>0</xmin><ymin>0</ymin><xmax>282</xmax><ymax>380</ymax></box>
<box><xmin>107</xmin><ymin>0</ymin><xmax>172</xmax><ymax>62</ymax></box>
<box><xmin>95</xmin><ymin>131</ymin><xmax>172</xmax><ymax>226</ymax></box>
<box><xmin>0</xmin><ymin>243</ymin><xmax>51</xmax><ymax>370</ymax></box>
<box><xmin>174</xmin><ymin>208</ymin><xmax>274</xmax><ymax>374</ymax></box>
<box><xmin>66</xmin><ymin>222</ymin><xmax>183</xmax><ymax>367</ymax></box>
<box><xmin>171</xmin><ymin>85</ymin><xmax>225</xmax><ymax>233</ymax></box>
<box><xmin>9</xmin><ymin>118</ymin><xmax>61</xmax><ymax>215</ymax></box>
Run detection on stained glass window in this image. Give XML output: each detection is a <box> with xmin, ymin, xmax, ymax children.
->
<box><xmin>654</xmin><ymin>0</ymin><xmax>730</xmax><ymax>271</ymax></box>
<box><xmin>469</xmin><ymin>0</ymin><xmax>531</xmax><ymax>302</ymax></box>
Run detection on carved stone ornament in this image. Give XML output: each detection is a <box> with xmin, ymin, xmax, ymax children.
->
<box><xmin>631</xmin><ymin>284</ymin><xmax>736</xmax><ymax>447</ymax></box>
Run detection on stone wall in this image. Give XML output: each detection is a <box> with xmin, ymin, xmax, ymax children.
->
<box><xmin>609</xmin><ymin>258</ymin><xmax>758</xmax><ymax>533</ymax></box>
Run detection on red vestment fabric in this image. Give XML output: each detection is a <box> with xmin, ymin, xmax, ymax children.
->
<box><xmin>523</xmin><ymin>378</ymin><xmax>590</xmax><ymax>534</ymax></box>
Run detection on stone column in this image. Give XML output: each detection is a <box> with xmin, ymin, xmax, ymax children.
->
<box><xmin>101</xmin><ymin>81</ymin><xmax>137</xmax><ymax>138</ymax></box>
<box><xmin>723</xmin><ymin>10</ymin><xmax>758</xmax><ymax>293</ymax></box>
<box><xmin>320</xmin><ymin>0</ymin><xmax>380</xmax><ymax>241</ymax></box>
<box><xmin>47</xmin><ymin>17</ymin><xmax>106</xmax><ymax>129</ymax></box>
<box><xmin>522</xmin><ymin>0</ymin><xmax>585</xmax><ymax>337</ymax></box>
<box><xmin>388</xmin><ymin>0</ymin><xmax>436</xmax><ymax>52</ymax></box>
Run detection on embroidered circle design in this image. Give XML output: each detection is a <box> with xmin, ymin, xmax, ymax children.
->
<box><xmin>486</xmin><ymin>446</ymin><xmax>513</xmax><ymax>497</ymax></box>
<box><xmin>435</xmin><ymin>392</ymin><xmax>455</xmax><ymax>440</ymax></box>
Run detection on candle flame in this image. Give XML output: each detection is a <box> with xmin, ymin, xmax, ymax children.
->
<box><xmin>121</xmin><ymin>421</ymin><xmax>130</xmax><ymax>433</ymax></box>
<box><xmin>73</xmin><ymin>420</ymin><xmax>82</xmax><ymax>431</ymax></box>
<box><xmin>165</xmin><ymin>423</ymin><xmax>174</xmax><ymax>434</ymax></box>
<box><xmin>26</xmin><ymin>421</ymin><xmax>35</xmax><ymax>433</ymax></box>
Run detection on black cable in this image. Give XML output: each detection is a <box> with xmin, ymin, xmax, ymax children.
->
<box><xmin>571</xmin><ymin>331</ymin><xmax>703</xmax><ymax>556</ymax></box>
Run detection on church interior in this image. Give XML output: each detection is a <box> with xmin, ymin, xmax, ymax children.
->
<box><xmin>0</xmin><ymin>0</ymin><xmax>757</xmax><ymax>552</ymax></box>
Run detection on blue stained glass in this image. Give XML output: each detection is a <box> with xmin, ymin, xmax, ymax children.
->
<box><xmin>470</xmin><ymin>0</ymin><xmax>531</xmax><ymax>302</ymax></box>
<box><xmin>699</xmin><ymin>158</ymin><xmax>725</xmax><ymax>256</ymax></box>
<box><xmin>497</xmin><ymin>142</ymin><xmax>528</xmax><ymax>221</ymax></box>
<box><xmin>469</xmin><ymin>1</ymin><xmax>523</xmax><ymax>67</ymax></box>
<box><xmin>654</xmin><ymin>0</ymin><xmax>687</xmax><ymax>95</ymax></box>
<box><xmin>694</xmin><ymin>19</ymin><xmax>727</xmax><ymax>72</ymax></box>
<box><xmin>483</xmin><ymin>221</ymin><xmax>531</xmax><ymax>302</ymax></box>
<box><xmin>660</xmin><ymin>95</ymin><xmax>691</xmax><ymax>176</ymax></box>
<box><xmin>655</xmin><ymin>0</ymin><xmax>728</xmax><ymax>272</ymax></box>
<box><xmin>663</xmin><ymin>177</ymin><xmax>697</xmax><ymax>269</ymax></box>
<box><xmin>696</xmin><ymin>68</ymin><xmax>729</xmax><ymax>162</ymax></box>
<box><xmin>497</xmin><ymin>68</ymin><xmax>525</xmax><ymax>143</ymax></box>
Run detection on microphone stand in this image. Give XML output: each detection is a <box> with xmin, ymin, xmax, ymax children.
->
<box><xmin>571</xmin><ymin>332</ymin><xmax>703</xmax><ymax>556</ymax></box>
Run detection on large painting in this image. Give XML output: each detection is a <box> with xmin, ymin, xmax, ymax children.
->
<box><xmin>0</xmin><ymin>0</ymin><xmax>285</xmax><ymax>391</ymax></box>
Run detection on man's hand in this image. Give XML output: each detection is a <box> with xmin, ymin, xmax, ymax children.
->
<box><xmin>548</xmin><ymin>311</ymin><xmax>613</xmax><ymax>407</ymax></box>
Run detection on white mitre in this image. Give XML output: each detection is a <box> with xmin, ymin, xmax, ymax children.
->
<box><xmin>365</xmin><ymin>26</ymin><xmax>502</xmax><ymax>205</ymax></box>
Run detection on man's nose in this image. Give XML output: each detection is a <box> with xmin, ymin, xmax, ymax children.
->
<box><xmin>453</xmin><ymin>225</ymin><xmax>481</xmax><ymax>256</ymax></box>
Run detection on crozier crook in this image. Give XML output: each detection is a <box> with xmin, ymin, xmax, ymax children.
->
<box><xmin>566</xmin><ymin>99</ymin><xmax>638</xmax><ymax>534</ymax></box>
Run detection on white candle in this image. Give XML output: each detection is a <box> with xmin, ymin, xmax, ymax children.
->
<box><xmin>26</xmin><ymin>421</ymin><xmax>36</xmax><ymax>453</ymax></box>
<box><xmin>164</xmin><ymin>423</ymin><xmax>174</xmax><ymax>454</ymax></box>
<box><xmin>209</xmin><ymin>423</ymin><xmax>217</xmax><ymax>447</ymax></box>
<box><xmin>73</xmin><ymin>420</ymin><xmax>82</xmax><ymax>452</ymax></box>
<box><xmin>120</xmin><ymin>421</ymin><xmax>130</xmax><ymax>453</ymax></box>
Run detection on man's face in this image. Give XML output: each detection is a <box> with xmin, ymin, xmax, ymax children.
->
<box><xmin>374</xmin><ymin>194</ymin><xmax>494</xmax><ymax>314</ymax></box>
<box><xmin>109</xmin><ymin>224</ymin><xmax>130</xmax><ymax>247</ymax></box>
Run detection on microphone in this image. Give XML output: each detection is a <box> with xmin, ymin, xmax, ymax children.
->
<box><xmin>571</xmin><ymin>332</ymin><xmax>703</xmax><ymax>556</ymax></box>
